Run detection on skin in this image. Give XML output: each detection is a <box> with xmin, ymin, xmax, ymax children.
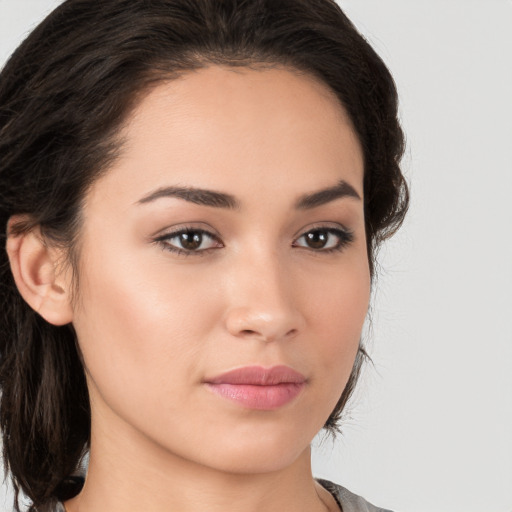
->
<box><xmin>10</xmin><ymin>65</ymin><xmax>370</xmax><ymax>512</ymax></box>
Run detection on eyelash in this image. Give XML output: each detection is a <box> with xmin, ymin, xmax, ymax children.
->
<box><xmin>154</xmin><ymin>226</ymin><xmax>354</xmax><ymax>256</ymax></box>
<box><xmin>292</xmin><ymin>226</ymin><xmax>354</xmax><ymax>253</ymax></box>
<box><xmin>154</xmin><ymin>228</ymin><xmax>223</xmax><ymax>257</ymax></box>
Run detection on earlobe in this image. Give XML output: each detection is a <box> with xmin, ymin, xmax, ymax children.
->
<box><xmin>6</xmin><ymin>219</ymin><xmax>73</xmax><ymax>326</ymax></box>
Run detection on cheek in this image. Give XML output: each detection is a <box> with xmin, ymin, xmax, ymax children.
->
<box><xmin>300</xmin><ymin>254</ymin><xmax>370</xmax><ymax>396</ymax></box>
<box><xmin>70</xmin><ymin>245</ymin><xmax>223</xmax><ymax>411</ymax></box>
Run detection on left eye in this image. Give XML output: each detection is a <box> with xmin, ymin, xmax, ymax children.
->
<box><xmin>157</xmin><ymin>229</ymin><xmax>222</xmax><ymax>253</ymax></box>
<box><xmin>293</xmin><ymin>228</ymin><xmax>353</xmax><ymax>251</ymax></box>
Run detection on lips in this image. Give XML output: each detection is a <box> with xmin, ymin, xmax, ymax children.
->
<box><xmin>204</xmin><ymin>365</ymin><xmax>306</xmax><ymax>410</ymax></box>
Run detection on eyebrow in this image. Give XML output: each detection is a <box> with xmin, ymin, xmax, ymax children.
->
<box><xmin>295</xmin><ymin>180</ymin><xmax>361</xmax><ymax>209</ymax></box>
<box><xmin>136</xmin><ymin>179</ymin><xmax>361</xmax><ymax>210</ymax></box>
<box><xmin>137</xmin><ymin>186</ymin><xmax>239</xmax><ymax>209</ymax></box>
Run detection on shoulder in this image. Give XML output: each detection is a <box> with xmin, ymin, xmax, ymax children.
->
<box><xmin>317</xmin><ymin>479</ymin><xmax>394</xmax><ymax>512</ymax></box>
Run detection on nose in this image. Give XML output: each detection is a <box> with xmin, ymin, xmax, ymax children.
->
<box><xmin>223</xmin><ymin>254</ymin><xmax>304</xmax><ymax>343</ymax></box>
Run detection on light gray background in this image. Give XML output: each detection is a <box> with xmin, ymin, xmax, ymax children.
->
<box><xmin>1</xmin><ymin>1</ymin><xmax>511</xmax><ymax>511</ymax></box>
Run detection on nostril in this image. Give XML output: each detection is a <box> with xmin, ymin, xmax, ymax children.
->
<box><xmin>225</xmin><ymin>306</ymin><xmax>303</xmax><ymax>342</ymax></box>
<box><xmin>238</xmin><ymin>328</ymin><xmax>298</xmax><ymax>341</ymax></box>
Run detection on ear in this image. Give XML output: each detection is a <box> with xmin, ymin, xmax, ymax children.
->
<box><xmin>6</xmin><ymin>217</ymin><xmax>74</xmax><ymax>326</ymax></box>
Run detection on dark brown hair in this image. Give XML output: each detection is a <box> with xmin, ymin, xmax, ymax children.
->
<box><xmin>0</xmin><ymin>0</ymin><xmax>408</xmax><ymax>510</ymax></box>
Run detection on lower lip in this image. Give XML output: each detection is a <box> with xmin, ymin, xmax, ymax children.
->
<box><xmin>205</xmin><ymin>382</ymin><xmax>305</xmax><ymax>410</ymax></box>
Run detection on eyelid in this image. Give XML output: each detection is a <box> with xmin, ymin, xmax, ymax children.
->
<box><xmin>292</xmin><ymin>222</ymin><xmax>353</xmax><ymax>239</ymax></box>
<box><xmin>155</xmin><ymin>227</ymin><xmax>221</xmax><ymax>244</ymax></box>
<box><xmin>150</xmin><ymin>221</ymin><xmax>220</xmax><ymax>239</ymax></box>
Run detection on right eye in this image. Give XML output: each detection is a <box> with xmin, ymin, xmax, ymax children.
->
<box><xmin>155</xmin><ymin>229</ymin><xmax>223</xmax><ymax>255</ymax></box>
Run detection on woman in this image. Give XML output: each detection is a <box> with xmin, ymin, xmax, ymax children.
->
<box><xmin>0</xmin><ymin>1</ymin><xmax>408</xmax><ymax>511</ymax></box>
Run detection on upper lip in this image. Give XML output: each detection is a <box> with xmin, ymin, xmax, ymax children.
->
<box><xmin>205</xmin><ymin>365</ymin><xmax>306</xmax><ymax>386</ymax></box>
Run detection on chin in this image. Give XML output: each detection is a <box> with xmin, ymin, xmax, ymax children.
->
<box><xmin>184</xmin><ymin>421</ymin><xmax>317</xmax><ymax>475</ymax></box>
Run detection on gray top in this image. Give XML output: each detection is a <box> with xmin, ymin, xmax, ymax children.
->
<box><xmin>52</xmin><ymin>479</ymin><xmax>392</xmax><ymax>512</ymax></box>
<box><xmin>318</xmin><ymin>479</ymin><xmax>393</xmax><ymax>512</ymax></box>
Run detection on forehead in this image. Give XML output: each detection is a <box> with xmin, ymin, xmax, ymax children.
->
<box><xmin>89</xmin><ymin>65</ymin><xmax>364</xmax><ymax>207</ymax></box>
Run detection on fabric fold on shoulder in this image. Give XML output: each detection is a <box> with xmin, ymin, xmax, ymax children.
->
<box><xmin>317</xmin><ymin>478</ymin><xmax>394</xmax><ymax>512</ymax></box>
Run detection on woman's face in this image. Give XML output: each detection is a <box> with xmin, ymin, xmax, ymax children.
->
<box><xmin>71</xmin><ymin>65</ymin><xmax>369</xmax><ymax>474</ymax></box>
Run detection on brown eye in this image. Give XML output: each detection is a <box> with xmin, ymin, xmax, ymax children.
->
<box><xmin>179</xmin><ymin>232</ymin><xmax>203</xmax><ymax>250</ymax></box>
<box><xmin>157</xmin><ymin>229</ymin><xmax>223</xmax><ymax>254</ymax></box>
<box><xmin>293</xmin><ymin>227</ymin><xmax>354</xmax><ymax>252</ymax></box>
<box><xmin>304</xmin><ymin>230</ymin><xmax>329</xmax><ymax>249</ymax></box>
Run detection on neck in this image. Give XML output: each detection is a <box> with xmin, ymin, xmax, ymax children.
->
<box><xmin>65</xmin><ymin>415</ymin><xmax>334</xmax><ymax>512</ymax></box>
